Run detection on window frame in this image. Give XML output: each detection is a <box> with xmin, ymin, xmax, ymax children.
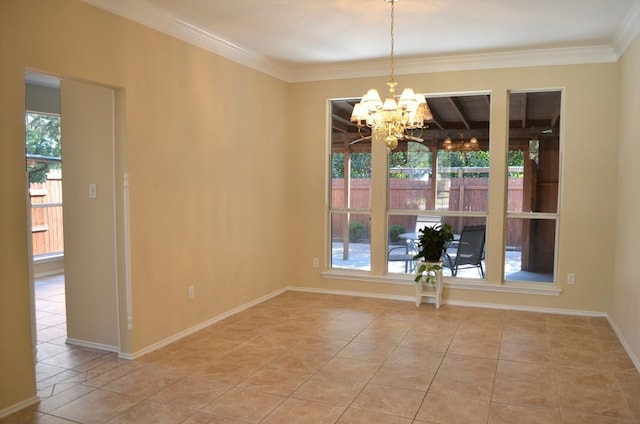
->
<box><xmin>504</xmin><ymin>88</ymin><xmax>563</xmax><ymax>285</ymax></box>
<box><xmin>324</xmin><ymin>90</ymin><xmax>563</xmax><ymax>296</ymax></box>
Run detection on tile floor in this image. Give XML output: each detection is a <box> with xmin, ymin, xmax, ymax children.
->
<box><xmin>3</xmin><ymin>274</ymin><xmax>640</xmax><ymax>423</ymax></box>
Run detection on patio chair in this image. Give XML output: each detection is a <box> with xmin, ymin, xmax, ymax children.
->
<box><xmin>443</xmin><ymin>225</ymin><xmax>486</xmax><ymax>277</ymax></box>
<box><xmin>388</xmin><ymin>239</ymin><xmax>418</xmax><ymax>273</ymax></box>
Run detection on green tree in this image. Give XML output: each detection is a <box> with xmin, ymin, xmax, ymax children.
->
<box><xmin>507</xmin><ymin>150</ymin><xmax>525</xmax><ymax>176</ymax></box>
<box><xmin>26</xmin><ymin>112</ymin><xmax>61</xmax><ymax>182</ymax></box>
<box><xmin>389</xmin><ymin>142</ymin><xmax>431</xmax><ymax>178</ymax></box>
<box><xmin>332</xmin><ymin>142</ymin><xmax>524</xmax><ymax>179</ymax></box>
<box><xmin>331</xmin><ymin>152</ymin><xmax>371</xmax><ymax>178</ymax></box>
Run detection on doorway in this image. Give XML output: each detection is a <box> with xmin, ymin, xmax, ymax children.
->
<box><xmin>25</xmin><ymin>75</ymin><xmax>71</xmax><ymax>387</ymax></box>
<box><xmin>26</xmin><ymin>74</ymin><xmax>122</xmax><ymax>389</ymax></box>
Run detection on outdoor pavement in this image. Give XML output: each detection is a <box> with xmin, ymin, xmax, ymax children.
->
<box><xmin>331</xmin><ymin>242</ymin><xmax>548</xmax><ymax>281</ymax></box>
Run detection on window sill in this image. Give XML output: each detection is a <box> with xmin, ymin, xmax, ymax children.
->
<box><xmin>321</xmin><ymin>270</ymin><xmax>562</xmax><ymax>296</ymax></box>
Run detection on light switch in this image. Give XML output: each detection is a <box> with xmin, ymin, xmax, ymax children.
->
<box><xmin>89</xmin><ymin>183</ymin><xmax>97</xmax><ymax>199</ymax></box>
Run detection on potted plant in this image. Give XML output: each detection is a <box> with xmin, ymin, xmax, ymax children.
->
<box><xmin>413</xmin><ymin>223</ymin><xmax>454</xmax><ymax>287</ymax></box>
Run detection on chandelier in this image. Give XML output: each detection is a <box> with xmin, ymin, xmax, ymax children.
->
<box><xmin>443</xmin><ymin>134</ymin><xmax>480</xmax><ymax>152</ymax></box>
<box><xmin>350</xmin><ymin>0</ymin><xmax>432</xmax><ymax>151</ymax></box>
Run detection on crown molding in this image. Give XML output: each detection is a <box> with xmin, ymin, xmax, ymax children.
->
<box><xmin>287</xmin><ymin>45</ymin><xmax>619</xmax><ymax>83</ymax></box>
<box><xmin>83</xmin><ymin>0</ymin><xmax>636</xmax><ymax>84</ymax></box>
<box><xmin>612</xmin><ymin>0</ymin><xmax>640</xmax><ymax>56</ymax></box>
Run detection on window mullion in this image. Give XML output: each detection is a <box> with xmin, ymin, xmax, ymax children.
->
<box><xmin>370</xmin><ymin>139</ymin><xmax>390</xmax><ymax>275</ymax></box>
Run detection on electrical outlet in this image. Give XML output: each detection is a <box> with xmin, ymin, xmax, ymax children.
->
<box><xmin>567</xmin><ymin>273</ymin><xmax>575</xmax><ymax>285</ymax></box>
<box><xmin>188</xmin><ymin>285</ymin><xmax>195</xmax><ymax>299</ymax></box>
<box><xmin>312</xmin><ymin>257</ymin><xmax>319</xmax><ymax>268</ymax></box>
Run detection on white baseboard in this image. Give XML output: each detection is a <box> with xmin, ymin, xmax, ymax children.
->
<box><xmin>286</xmin><ymin>285</ymin><xmax>607</xmax><ymax>317</ymax></box>
<box><xmin>442</xmin><ymin>298</ymin><xmax>607</xmax><ymax>317</ymax></box>
<box><xmin>65</xmin><ymin>338</ymin><xmax>120</xmax><ymax>353</ymax></box>
<box><xmin>0</xmin><ymin>396</ymin><xmax>39</xmax><ymax>419</ymax></box>
<box><xmin>607</xmin><ymin>317</ymin><xmax>640</xmax><ymax>374</ymax></box>
<box><xmin>288</xmin><ymin>285</ymin><xmax>416</xmax><ymax>303</ymax></box>
<box><xmin>33</xmin><ymin>254</ymin><xmax>64</xmax><ymax>278</ymax></box>
<box><xmin>121</xmin><ymin>287</ymin><xmax>288</xmax><ymax>360</ymax></box>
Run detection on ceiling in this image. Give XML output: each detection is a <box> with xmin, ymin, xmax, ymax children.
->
<box><xmin>83</xmin><ymin>0</ymin><xmax>640</xmax><ymax>82</ymax></box>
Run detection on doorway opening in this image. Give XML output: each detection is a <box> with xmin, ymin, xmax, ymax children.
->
<box><xmin>25</xmin><ymin>75</ymin><xmax>72</xmax><ymax>388</ymax></box>
<box><xmin>26</xmin><ymin>73</ymin><xmax>123</xmax><ymax>395</ymax></box>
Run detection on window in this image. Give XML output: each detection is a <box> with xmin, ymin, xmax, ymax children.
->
<box><xmin>328</xmin><ymin>90</ymin><xmax>561</xmax><ymax>287</ymax></box>
<box><xmin>26</xmin><ymin>112</ymin><xmax>63</xmax><ymax>258</ymax></box>
<box><xmin>330</xmin><ymin>117</ymin><xmax>372</xmax><ymax>271</ymax></box>
<box><xmin>387</xmin><ymin>94</ymin><xmax>490</xmax><ymax>279</ymax></box>
<box><xmin>505</xmin><ymin>90</ymin><xmax>561</xmax><ymax>283</ymax></box>
<box><xmin>330</xmin><ymin>93</ymin><xmax>491</xmax><ymax>278</ymax></box>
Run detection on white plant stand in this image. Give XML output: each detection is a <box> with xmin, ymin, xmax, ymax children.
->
<box><xmin>414</xmin><ymin>262</ymin><xmax>443</xmax><ymax>309</ymax></box>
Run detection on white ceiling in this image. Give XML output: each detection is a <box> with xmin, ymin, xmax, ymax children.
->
<box><xmin>84</xmin><ymin>0</ymin><xmax>640</xmax><ymax>82</ymax></box>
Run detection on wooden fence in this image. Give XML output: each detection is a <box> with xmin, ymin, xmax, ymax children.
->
<box><xmin>332</xmin><ymin>176</ymin><xmax>524</xmax><ymax>246</ymax></box>
<box><xmin>30</xmin><ymin>170</ymin><xmax>64</xmax><ymax>256</ymax></box>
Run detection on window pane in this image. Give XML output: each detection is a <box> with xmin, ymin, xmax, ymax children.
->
<box><xmin>438</xmin><ymin>153</ymin><xmax>490</xmax><ymax>212</ymax></box>
<box><xmin>330</xmin><ymin>99</ymin><xmax>373</xmax><ymax>272</ymax></box>
<box><xmin>441</xmin><ymin>216</ymin><xmax>486</xmax><ymax>279</ymax></box>
<box><xmin>389</xmin><ymin>148</ymin><xmax>491</xmax><ymax>213</ymax></box>
<box><xmin>31</xmin><ymin>204</ymin><xmax>64</xmax><ymax>256</ymax></box>
<box><xmin>388</xmin><ymin>214</ymin><xmax>442</xmax><ymax>274</ymax></box>
<box><xmin>389</xmin><ymin>94</ymin><xmax>491</xmax><ymax>214</ymax></box>
<box><xmin>387</xmin><ymin>214</ymin><xmax>486</xmax><ymax>280</ymax></box>
<box><xmin>504</xmin><ymin>217</ymin><xmax>555</xmax><ymax>283</ymax></box>
<box><xmin>389</xmin><ymin>142</ymin><xmax>432</xmax><ymax>211</ymax></box>
<box><xmin>26</xmin><ymin>112</ymin><xmax>63</xmax><ymax>257</ymax></box>
<box><xmin>507</xmin><ymin>91</ymin><xmax>561</xmax><ymax>213</ymax></box>
<box><xmin>331</xmin><ymin>153</ymin><xmax>372</xmax><ymax>209</ymax></box>
<box><xmin>331</xmin><ymin>212</ymin><xmax>371</xmax><ymax>271</ymax></box>
<box><xmin>388</xmin><ymin>214</ymin><xmax>420</xmax><ymax>274</ymax></box>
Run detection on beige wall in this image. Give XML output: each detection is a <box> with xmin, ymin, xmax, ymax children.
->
<box><xmin>288</xmin><ymin>64</ymin><xmax>620</xmax><ymax>312</ymax></box>
<box><xmin>1</xmin><ymin>0</ymin><xmax>289</xmax><ymax>412</ymax></box>
<box><xmin>61</xmin><ymin>80</ymin><xmax>119</xmax><ymax>350</ymax></box>
<box><xmin>1</xmin><ymin>0</ymin><xmax>637</xmax><ymax>415</ymax></box>
<box><xmin>612</xmin><ymin>34</ymin><xmax>640</xmax><ymax>365</ymax></box>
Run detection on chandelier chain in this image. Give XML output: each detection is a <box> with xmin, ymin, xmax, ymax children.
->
<box><xmin>389</xmin><ymin>1</ymin><xmax>395</xmax><ymax>85</ymax></box>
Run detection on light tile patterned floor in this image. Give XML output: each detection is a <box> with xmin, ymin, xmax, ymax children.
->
<box><xmin>3</xmin><ymin>274</ymin><xmax>640</xmax><ymax>423</ymax></box>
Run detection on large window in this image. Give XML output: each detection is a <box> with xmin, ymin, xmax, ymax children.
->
<box><xmin>505</xmin><ymin>90</ymin><xmax>561</xmax><ymax>283</ymax></box>
<box><xmin>328</xmin><ymin>89</ymin><xmax>562</xmax><ymax>286</ymax></box>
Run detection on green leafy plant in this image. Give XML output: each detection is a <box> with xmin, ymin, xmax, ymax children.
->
<box><xmin>414</xmin><ymin>262</ymin><xmax>443</xmax><ymax>286</ymax></box>
<box><xmin>349</xmin><ymin>221</ymin><xmax>366</xmax><ymax>242</ymax></box>
<box><xmin>413</xmin><ymin>223</ymin><xmax>454</xmax><ymax>285</ymax></box>
<box><xmin>413</xmin><ymin>223</ymin><xmax>454</xmax><ymax>262</ymax></box>
<box><xmin>388</xmin><ymin>224</ymin><xmax>406</xmax><ymax>243</ymax></box>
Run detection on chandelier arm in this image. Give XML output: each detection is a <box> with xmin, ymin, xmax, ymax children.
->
<box><xmin>410</xmin><ymin>127</ymin><xmax>424</xmax><ymax>140</ymax></box>
<box><xmin>357</xmin><ymin>125</ymin><xmax>368</xmax><ymax>140</ymax></box>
